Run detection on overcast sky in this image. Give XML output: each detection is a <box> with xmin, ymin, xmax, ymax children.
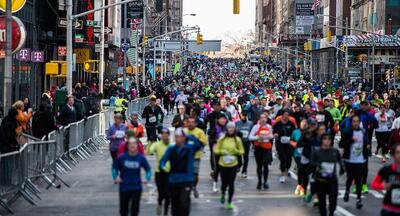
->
<box><xmin>182</xmin><ymin>0</ymin><xmax>255</xmax><ymax>42</ymax></box>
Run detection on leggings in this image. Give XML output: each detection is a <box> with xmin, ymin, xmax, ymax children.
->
<box><xmin>119</xmin><ymin>190</ymin><xmax>142</xmax><ymax>216</ymax></box>
<box><xmin>298</xmin><ymin>163</ymin><xmax>311</xmax><ymax>191</ymax></box>
<box><xmin>209</xmin><ymin>142</ymin><xmax>219</xmax><ymax>182</ymax></box>
<box><xmin>169</xmin><ymin>183</ymin><xmax>192</xmax><ymax>216</ymax></box>
<box><xmin>241</xmin><ymin>141</ymin><xmax>250</xmax><ymax>174</ymax></box>
<box><xmin>376</xmin><ymin>131</ymin><xmax>390</xmax><ymax>155</ymax></box>
<box><xmin>254</xmin><ymin>146</ymin><xmax>272</xmax><ymax>184</ymax></box>
<box><xmin>345</xmin><ymin>162</ymin><xmax>364</xmax><ymax>199</ymax></box>
<box><xmin>315</xmin><ymin>178</ymin><xmax>338</xmax><ymax>216</ymax></box>
<box><xmin>277</xmin><ymin>144</ymin><xmax>293</xmax><ymax>173</ymax></box>
<box><xmin>381</xmin><ymin>209</ymin><xmax>400</xmax><ymax>216</ymax></box>
<box><xmin>220</xmin><ymin>166</ymin><xmax>237</xmax><ymax>203</ymax></box>
<box><xmin>155</xmin><ymin>171</ymin><xmax>170</xmax><ymax>214</ymax></box>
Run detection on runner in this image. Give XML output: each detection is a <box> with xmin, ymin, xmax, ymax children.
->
<box><xmin>340</xmin><ymin>115</ymin><xmax>369</xmax><ymax>209</ymax></box>
<box><xmin>112</xmin><ymin>137</ymin><xmax>152</xmax><ymax>216</ymax></box>
<box><xmin>235</xmin><ymin>112</ymin><xmax>253</xmax><ymax>178</ymax></box>
<box><xmin>214</xmin><ymin>122</ymin><xmax>244</xmax><ymax>209</ymax></box>
<box><xmin>273</xmin><ymin>109</ymin><xmax>296</xmax><ymax>183</ymax></box>
<box><xmin>311</xmin><ymin>134</ymin><xmax>344</xmax><ymax>216</ymax></box>
<box><xmin>249</xmin><ymin>113</ymin><xmax>274</xmax><ymax>189</ymax></box>
<box><xmin>159</xmin><ymin>128</ymin><xmax>203</xmax><ymax>216</ymax></box>
<box><xmin>107</xmin><ymin>113</ymin><xmax>128</xmax><ymax>162</ymax></box>
<box><xmin>142</xmin><ymin>96</ymin><xmax>164</xmax><ymax>144</ymax></box>
<box><xmin>371</xmin><ymin>142</ymin><xmax>400</xmax><ymax>216</ymax></box>
<box><xmin>146</xmin><ymin>128</ymin><xmax>171</xmax><ymax>216</ymax></box>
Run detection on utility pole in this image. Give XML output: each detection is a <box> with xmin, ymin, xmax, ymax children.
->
<box><xmin>135</xmin><ymin>29</ymin><xmax>139</xmax><ymax>94</ymax></box>
<box><xmin>3</xmin><ymin>0</ymin><xmax>12</xmax><ymax>114</ymax></box>
<box><xmin>142</xmin><ymin>2</ymin><xmax>146</xmax><ymax>85</ymax></box>
<box><xmin>123</xmin><ymin>3</ymin><xmax>127</xmax><ymax>89</ymax></box>
<box><xmin>99</xmin><ymin>0</ymin><xmax>105</xmax><ymax>94</ymax></box>
<box><xmin>66</xmin><ymin>0</ymin><xmax>73</xmax><ymax>94</ymax></box>
<box><xmin>372</xmin><ymin>0</ymin><xmax>375</xmax><ymax>90</ymax></box>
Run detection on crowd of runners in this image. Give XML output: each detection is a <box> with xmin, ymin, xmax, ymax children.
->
<box><xmin>108</xmin><ymin>58</ymin><xmax>400</xmax><ymax>216</ymax></box>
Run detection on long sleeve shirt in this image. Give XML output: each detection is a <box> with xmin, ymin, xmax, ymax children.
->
<box><xmin>107</xmin><ymin>123</ymin><xmax>128</xmax><ymax>152</ymax></box>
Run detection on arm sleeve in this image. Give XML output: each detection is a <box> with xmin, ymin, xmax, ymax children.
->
<box><xmin>214</xmin><ymin>138</ymin><xmax>222</xmax><ymax>155</ymax></box>
<box><xmin>236</xmin><ymin>138</ymin><xmax>245</xmax><ymax>155</ymax></box>
<box><xmin>160</xmin><ymin>147</ymin><xmax>171</xmax><ymax>171</ymax></box>
<box><xmin>248</xmin><ymin>125</ymin><xmax>259</xmax><ymax>141</ymax></box>
<box><xmin>371</xmin><ymin>172</ymin><xmax>385</xmax><ymax>191</ymax></box>
<box><xmin>267</xmin><ymin>125</ymin><xmax>274</xmax><ymax>139</ymax></box>
<box><xmin>106</xmin><ymin>127</ymin><xmax>114</xmax><ymax>140</ymax></box>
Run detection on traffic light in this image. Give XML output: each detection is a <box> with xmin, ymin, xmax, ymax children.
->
<box><xmin>233</xmin><ymin>0</ymin><xmax>240</xmax><ymax>14</ymax></box>
<box><xmin>196</xmin><ymin>32</ymin><xmax>203</xmax><ymax>45</ymax></box>
<box><xmin>304</xmin><ymin>42</ymin><xmax>309</xmax><ymax>51</ymax></box>
<box><xmin>143</xmin><ymin>35</ymin><xmax>148</xmax><ymax>46</ymax></box>
<box><xmin>327</xmin><ymin>30</ymin><xmax>332</xmax><ymax>43</ymax></box>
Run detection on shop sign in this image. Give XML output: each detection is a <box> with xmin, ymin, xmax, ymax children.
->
<box><xmin>344</xmin><ymin>35</ymin><xmax>400</xmax><ymax>47</ymax></box>
<box><xmin>0</xmin><ymin>16</ymin><xmax>26</xmax><ymax>56</ymax></box>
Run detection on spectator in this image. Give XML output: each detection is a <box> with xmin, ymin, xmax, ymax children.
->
<box><xmin>74</xmin><ymin>94</ymin><xmax>86</xmax><ymax>121</ymax></box>
<box><xmin>59</xmin><ymin>95</ymin><xmax>77</xmax><ymax>126</ymax></box>
<box><xmin>13</xmin><ymin>100</ymin><xmax>33</xmax><ymax>134</ymax></box>
<box><xmin>32</xmin><ymin>102</ymin><xmax>57</xmax><ymax>139</ymax></box>
<box><xmin>0</xmin><ymin>107</ymin><xmax>19</xmax><ymax>153</ymax></box>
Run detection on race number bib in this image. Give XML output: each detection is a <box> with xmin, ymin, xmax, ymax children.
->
<box><xmin>222</xmin><ymin>155</ymin><xmax>236</xmax><ymax>165</ymax></box>
<box><xmin>316</xmin><ymin>114</ymin><xmax>325</xmax><ymax>123</ymax></box>
<box><xmin>280</xmin><ymin>136</ymin><xmax>291</xmax><ymax>144</ymax></box>
<box><xmin>240</xmin><ymin>130</ymin><xmax>249</xmax><ymax>138</ymax></box>
<box><xmin>115</xmin><ymin>130</ymin><xmax>125</xmax><ymax>138</ymax></box>
<box><xmin>149</xmin><ymin>116</ymin><xmax>157</xmax><ymax>123</ymax></box>
<box><xmin>392</xmin><ymin>189</ymin><xmax>400</xmax><ymax>204</ymax></box>
<box><xmin>320</xmin><ymin>162</ymin><xmax>335</xmax><ymax>177</ymax></box>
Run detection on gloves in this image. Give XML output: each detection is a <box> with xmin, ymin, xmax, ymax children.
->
<box><xmin>145</xmin><ymin>170</ymin><xmax>153</xmax><ymax>182</ymax></box>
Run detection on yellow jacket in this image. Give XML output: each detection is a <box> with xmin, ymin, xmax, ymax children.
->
<box><xmin>146</xmin><ymin>141</ymin><xmax>170</xmax><ymax>173</ymax></box>
<box><xmin>187</xmin><ymin>127</ymin><xmax>208</xmax><ymax>159</ymax></box>
<box><xmin>214</xmin><ymin>136</ymin><xmax>244</xmax><ymax>168</ymax></box>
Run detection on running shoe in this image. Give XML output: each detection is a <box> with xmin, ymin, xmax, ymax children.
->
<box><xmin>220</xmin><ymin>194</ymin><xmax>225</xmax><ymax>204</ymax></box>
<box><xmin>257</xmin><ymin>182</ymin><xmax>262</xmax><ymax>190</ymax></box>
<box><xmin>226</xmin><ymin>202</ymin><xmax>234</xmax><ymax>210</ymax></box>
<box><xmin>343</xmin><ymin>192</ymin><xmax>349</xmax><ymax>202</ymax></box>
<box><xmin>193</xmin><ymin>188</ymin><xmax>200</xmax><ymax>198</ymax></box>
<box><xmin>263</xmin><ymin>182</ymin><xmax>270</xmax><ymax>190</ymax></box>
<box><xmin>213</xmin><ymin>182</ymin><xmax>219</xmax><ymax>193</ymax></box>
<box><xmin>279</xmin><ymin>176</ymin><xmax>285</xmax><ymax>183</ymax></box>
<box><xmin>294</xmin><ymin>185</ymin><xmax>301</xmax><ymax>195</ymax></box>
<box><xmin>303</xmin><ymin>194</ymin><xmax>312</xmax><ymax>203</ymax></box>
<box><xmin>362</xmin><ymin>184</ymin><xmax>369</xmax><ymax>193</ymax></box>
<box><xmin>241</xmin><ymin>172</ymin><xmax>247</xmax><ymax>179</ymax></box>
<box><xmin>382</xmin><ymin>158</ymin><xmax>387</xmax><ymax>163</ymax></box>
<box><xmin>356</xmin><ymin>199</ymin><xmax>363</xmax><ymax>209</ymax></box>
<box><xmin>352</xmin><ymin>186</ymin><xmax>356</xmax><ymax>193</ymax></box>
<box><xmin>312</xmin><ymin>197</ymin><xmax>319</xmax><ymax>207</ymax></box>
<box><xmin>299</xmin><ymin>187</ymin><xmax>305</xmax><ymax>197</ymax></box>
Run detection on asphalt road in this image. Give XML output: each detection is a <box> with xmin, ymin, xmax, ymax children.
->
<box><xmin>0</xmin><ymin>114</ymin><xmax>388</xmax><ymax>216</ymax></box>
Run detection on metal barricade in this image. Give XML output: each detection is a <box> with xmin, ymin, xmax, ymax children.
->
<box><xmin>0</xmin><ymin>151</ymin><xmax>21</xmax><ymax>214</ymax></box>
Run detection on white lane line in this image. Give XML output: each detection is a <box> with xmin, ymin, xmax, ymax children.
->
<box><xmin>369</xmin><ymin>190</ymin><xmax>384</xmax><ymax>198</ymax></box>
<box><xmin>336</xmin><ymin>206</ymin><xmax>356</xmax><ymax>216</ymax></box>
<box><xmin>288</xmin><ymin>170</ymin><xmax>298</xmax><ymax>181</ymax></box>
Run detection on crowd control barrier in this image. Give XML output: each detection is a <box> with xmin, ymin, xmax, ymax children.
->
<box><xmin>0</xmin><ymin>96</ymin><xmax>151</xmax><ymax>214</ymax></box>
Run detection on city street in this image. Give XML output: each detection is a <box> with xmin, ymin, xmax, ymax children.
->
<box><xmin>1</xmin><ymin>115</ymin><xmax>387</xmax><ymax>216</ymax></box>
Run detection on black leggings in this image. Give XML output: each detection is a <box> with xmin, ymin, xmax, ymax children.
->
<box><xmin>254</xmin><ymin>146</ymin><xmax>272</xmax><ymax>184</ymax></box>
<box><xmin>241</xmin><ymin>141</ymin><xmax>250</xmax><ymax>174</ymax></box>
<box><xmin>119</xmin><ymin>190</ymin><xmax>142</xmax><ymax>216</ymax></box>
<box><xmin>298</xmin><ymin>163</ymin><xmax>311</xmax><ymax>191</ymax></box>
<box><xmin>220</xmin><ymin>166</ymin><xmax>237</xmax><ymax>203</ymax></box>
<box><xmin>155</xmin><ymin>171</ymin><xmax>170</xmax><ymax>214</ymax></box>
<box><xmin>209</xmin><ymin>142</ymin><xmax>219</xmax><ymax>182</ymax></box>
<box><xmin>381</xmin><ymin>209</ymin><xmax>400</xmax><ymax>216</ymax></box>
<box><xmin>315</xmin><ymin>178</ymin><xmax>338</xmax><ymax>216</ymax></box>
<box><xmin>376</xmin><ymin>131</ymin><xmax>390</xmax><ymax>155</ymax></box>
<box><xmin>277</xmin><ymin>144</ymin><xmax>293</xmax><ymax>173</ymax></box>
<box><xmin>345</xmin><ymin>162</ymin><xmax>363</xmax><ymax>199</ymax></box>
<box><xmin>169</xmin><ymin>183</ymin><xmax>192</xmax><ymax>216</ymax></box>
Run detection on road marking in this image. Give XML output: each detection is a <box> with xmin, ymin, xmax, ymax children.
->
<box><xmin>289</xmin><ymin>170</ymin><xmax>298</xmax><ymax>181</ymax></box>
<box><xmin>71</xmin><ymin>180</ymin><xmax>80</xmax><ymax>187</ymax></box>
<box><xmin>338</xmin><ymin>190</ymin><xmax>365</xmax><ymax>199</ymax></box>
<box><xmin>336</xmin><ymin>206</ymin><xmax>355</xmax><ymax>216</ymax></box>
<box><xmin>369</xmin><ymin>190</ymin><xmax>384</xmax><ymax>198</ymax></box>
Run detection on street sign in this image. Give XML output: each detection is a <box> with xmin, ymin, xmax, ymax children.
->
<box><xmin>295</xmin><ymin>26</ymin><xmax>304</xmax><ymax>34</ymax></box>
<box><xmin>58</xmin><ymin>18</ymin><xmax>83</xmax><ymax>30</ymax></box>
<box><xmin>74</xmin><ymin>34</ymin><xmax>84</xmax><ymax>43</ymax></box>
<box><xmin>86</xmin><ymin>20</ymin><xmax>99</xmax><ymax>27</ymax></box>
<box><xmin>127</xmin><ymin>0</ymin><xmax>144</xmax><ymax>19</ymax></box>
<box><xmin>121</xmin><ymin>43</ymin><xmax>130</xmax><ymax>52</ymax></box>
<box><xmin>390</xmin><ymin>58</ymin><xmax>400</xmax><ymax>63</ymax></box>
<box><xmin>0</xmin><ymin>0</ymin><xmax>26</xmax><ymax>13</ymax></box>
<box><xmin>93</xmin><ymin>27</ymin><xmax>112</xmax><ymax>34</ymax></box>
<box><xmin>0</xmin><ymin>16</ymin><xmax>27</xmax><ymax>55</ymax></box>
<box><xmin>95</xmin><ymin>43</ymin><xmax>109</xmax><ymax>52</ymax></box>
<box><xmin>58</xmin><ymin>46</ymin><xmax>67</xmax><ymax>57</ymax></box>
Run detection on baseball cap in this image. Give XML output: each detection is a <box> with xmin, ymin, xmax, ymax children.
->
<box><xmin>276</xmin><ymin>96</ymin><xmax>283</xmax><ymax>100</ymax></box>
<box><xmin>317</xmin><ymin>101</ymin><xmax>324</xmax><ymax>107</ymax></box>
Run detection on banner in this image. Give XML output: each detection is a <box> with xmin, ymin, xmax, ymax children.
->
<box><xmin>343</xmin><ymin>35</ymin><xmax>400</xmax><ymax>47</ymax></box>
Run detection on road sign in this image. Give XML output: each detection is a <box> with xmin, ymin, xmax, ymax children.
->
<box><xmin>0</xmin><ymin>0</ymin><xmax>26</xmax><ymax>13</ymax></box>
<box><xmin>0</xmin><ymin>16</ymin><xmax>27</xmax><ymax>55</ymax></box>
<box><xmin>58</xmin><ymin>46</ymin><xmax>67</xmax><ymax>57</ymax></box>
<box><xmin>93</xmin><ymin>27</ymin><xmax>112</xmax><ymax>34</ymax></box>
<box><xmin>58</xmin><ymin>18</ymin><xmax>83</xmax><ymax>30</ymax></box>
<box><xmin>86</xmin><ymin>20</ymin><xmax>99</xmax><ymax>27</ymax></box>
<box><xmin>122</xmin><ymin>43</ymin><xmax>130</xmax><ymax>52</ymax></box>
<box><xmin>390</xmin><ymin>58</ymin><xmax>400</xmax><ymax>63</ymax></box>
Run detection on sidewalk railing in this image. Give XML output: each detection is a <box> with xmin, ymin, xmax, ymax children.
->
<box><xmin>0</xmin><ymin>96</ymin><xmax>150</xmax><ymax>214</ymax></box>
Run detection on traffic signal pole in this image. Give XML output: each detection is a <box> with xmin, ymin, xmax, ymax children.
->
<box><xmin>3</xmin><ymin>0</ymin><xmax>12</xmax><ymax>115</ymax></box>
<box><xmin>66</xmin><ymin>0</ymin><xmax>139</xmax><ymax>94</ymax></box>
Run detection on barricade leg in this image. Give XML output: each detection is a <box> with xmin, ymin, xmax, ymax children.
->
<box><xmin>0</xmin><ymin>199</ymin><xmax>13</xmax><ymax>214</ymax></box>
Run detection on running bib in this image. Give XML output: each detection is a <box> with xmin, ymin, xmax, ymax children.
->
<box><xmin>392</xmin><ymin>189</ymin><xmax>400</xmax><ymax>204</ymax></box>
<box><xmin>115</xmin><ymin>130</ymin><xmax>125</xmax><ymax>138</ymax></box>
<box><xmin>240</xmin><ymin>130</ymin><xmax>249</xmax><ymax>138</ymax></box>
<box><xmin>149</xmin><ymin>116</ymin><xmax>157</xmax><ymax>123</ymax></box>
<box><xmin>222</xmin><ymin>155</ymin><xmax>236</xmax><ymax>165</ymax></box>
<box><xmin>316</xmin><ymin>114</ymin><xmax>325</xmax><ymax>123</ymax></box>
<box><xmin>320</xmin><ymin>162</ymin><xmax>335</xmax><ymax>177</ymax></box>
<box><xmin>280</xmin><ymin>136</ymin><xmax>291</xmax><ymax>144</ymax></box>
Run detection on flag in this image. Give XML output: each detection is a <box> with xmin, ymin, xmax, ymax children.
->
<box><xmin>311</xmin><ymin>0</ymin><xmax>321</xmax><ymax>11</ymax></box>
